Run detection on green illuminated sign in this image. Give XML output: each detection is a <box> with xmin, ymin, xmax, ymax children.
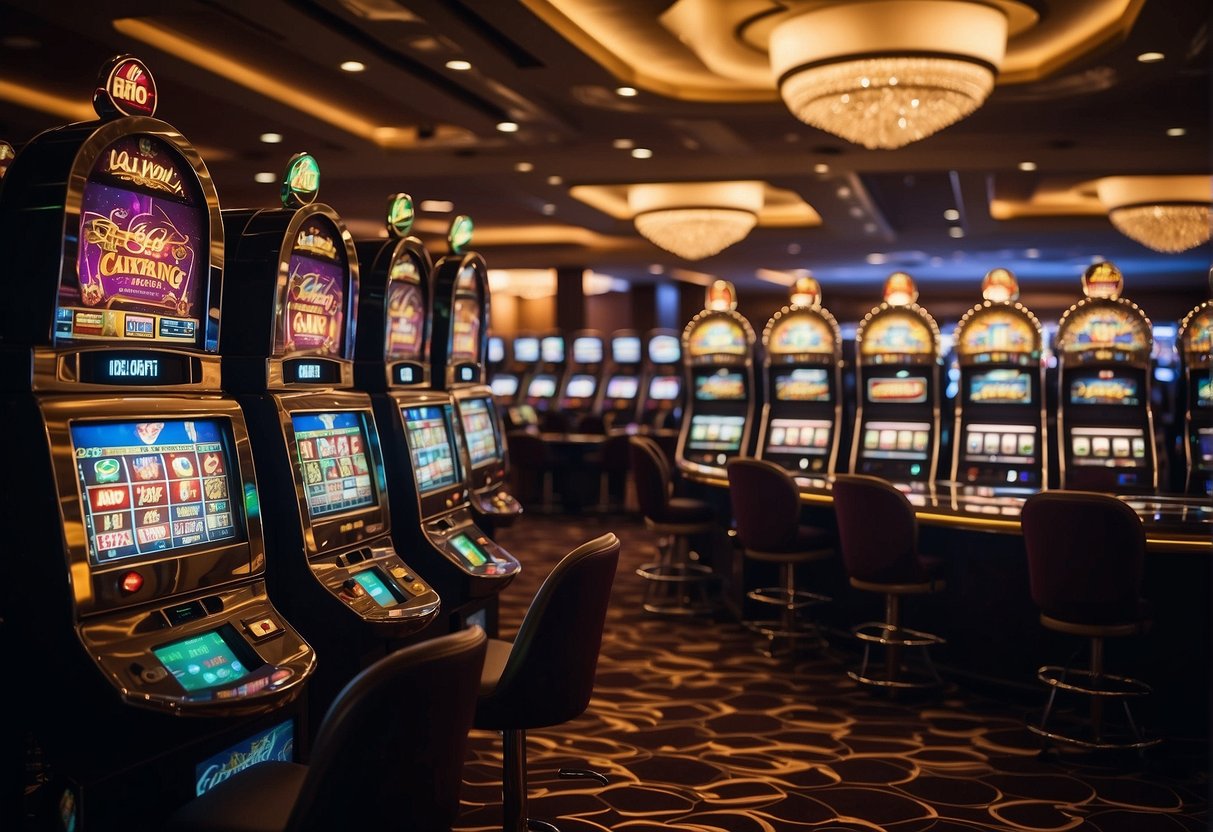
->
<box><xmin>387</xmin><ymin>193</ymin><xmax>415</xmax><ymax>237</ymax></box>
<box><xmin>281</xmin><ymin>153</ymin><xmax>320</xmax><ymax>208</ymax></box>
<box><xmin>448</xmin><ymin>214</ymin><xmax>474</xmax><ymax>254</ymax></box>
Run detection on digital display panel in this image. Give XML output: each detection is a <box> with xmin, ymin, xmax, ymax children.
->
<box><xmin>687</xmin><ymin>414</ymin><xmax>745</xmax><ymax>452</ymax></box>
<box><xmin>276</xmin><ymin>218</ymin><xmax>347</xmax><ymax>357</ymax></box>
<box><xmin>573</xmin><ymin>337</ymin><xmax>603</xmax><ymax>363</ymax></box>
<box><xmin>968</xmin><ymin>369</ymin><xmax>1031</xmax><ymax>404</ymax></box>
<box><xmin>958</xmin><ymin>310</ymin><xmax>1037</xmax><ymax>356</ymax></box>
<box><xmin>860</xmin><ymin>311</ymin><xmax>934</xmax><ymax>356</ymax></box>
<box><xmin>64</xmin><ymin>134</ymin><xmax>204</xmax><ymax>346</ymax></box>
<box><xmin>488</xmin><ymin>337</ymin><xmax>505</xmax><ymax>364</ymax></box>
<box><xmin>384</xmin><ymin>272</ymin><xmax>424</xmax><ymax>360</ymax></box>
<box><xmin>1069</xmin><ymin>375</ymin><xmax>1140</xmax><ymax>406</ymax></box>
<box><xmin>527</xmin><ymin>375</ymin><xmax>558</xmax><ymax>399</ymax></box>
<box><xmin>450</xmin><ymin>533</ymin><xmax>489</xmax><ymax>567</ymax></box>
<box><xmin>766</xmin><ymin>419</ymin><xmax>831</xmax><ymax>454</ymax></box>
<box><xmin>648</xmin><ymin>335</ymin><xmax>681</xmax><ymax>364</ymax></box>
<box><xmin>695</xmin><ymin>371</ymin><xmax>745</xmax><ymax>401</ymax></box>
<box><xmin>605</xmin><ymin>376</ymin><xmax>639</xmax><ymax>400</ymax></box>
<box><xmin>402</xmin><ymin>406</ymin><xmax>460</xmax><ymax>494</ymax></box>
<box><xmin>859</xmin><ymin>421</ymin><xmax>931</xmax><ymax>460</ymax></box>
<box><xmin>513</xmin><ymin>338</ymin><xmax>539</xmax><ymax>363</ymax></box>
<box><xmin>648</xmin><ymin>375</ymin><xmax>681</xmax><ymax>400</ymax></box>
<box><xmin>460</xmin><ymin>398</ymin><xmax>500</xmax><ymax>468</ymax></box>
<box><xmin>1196</xmin><ymin>377</ymin><xmax>1211</xmax><ymax>407</ymax></box>
<box><xmin>687</xmin><ymin>318</ymin><xmax>746</xmax><ymax>356</ymax></box>
<box><xmin>774</xmin><ymin>368</ymin><xmax>830</xmax><ymax>401</ymax></box>
<box><xmin>451</xmin><ymin>297</ymin><xmax>480</xmax><ymax>361</ymax></box>
<box><xmin>867</xmin><ymin>377</ymin><xmax>928</xmax><ymax>403</ymax></box>
<box><xmin>491</xmin><ymin>375</ymin><xmax>519</xmax><ymax>397</ymax></box>
<box><xmin>153</xmin><ymin>630</ymin><xmax>249</xmax><ymax>693</ymax></box>
<box><xmin>195</xmin><ymin>720</ymin><xmax>294</xmax><ymax>797</ymax></box>
<box><xmin>71</xmin><ymin>419</ymin><xmax>243</xmax><ymax>566</ymax></box>
<box><xmin>564</xmin><ymin>374</ymin><xmax>597</xmax><ymax>399</ymax></box>
<box><xmin>612</xmin><ymin>337</ymin><xmax>642</xmax><ymax>364</ymax></box>
<box><xmin>1197</xmin><ymin>428</ymin><xmax>1213</xmax><ymax>467</ymax></box>
<box><xmin>291</xmin><ymin>412</ymin><xmax>375</xmax><ymax>517</ymax></box>
<box><xmin>1182</xmin><ymin>310</ymin><xmax>1212</xmax><ymax>356</ymax></box>
<box><xmin>963</xmin><ymin>423</ymin><xmax>1036</xmax><ymax>463</ymax></box>
<box><xmin>540</xmin><ymin>336</ymin><xmax>565</xmax><ymax>363</ymax></box>
<box><xmin>768</xmin><ymin>314</ymin><xmax>833</xmax><ymax>355</ymax></box>
<box><xmin>1070</xmin><ymin>427</ymin><xmax>1147</xmax><ymax>467</ymax></box>
<box><xmin>1060</xmin><ymin>305</ymin><xmax>1150</xmax><ymax>355</ymax></box>
<box><xmin>353</xmin><ymin>569</ymin><xmax>401</xmax><ymax>608</ymax></box>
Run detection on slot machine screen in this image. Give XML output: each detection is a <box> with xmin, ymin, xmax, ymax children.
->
<box><xmin>384</xmin><ymin>267</ymin><xmax>424</xmax><ymax>360</ymax></box>
<box><xmin>540</xmin><ymin>337</ymin><xmax>565</xmax><ymax>363</ymax></box>
<box><xmin>65</xmin><ymin>134</ymin><xmax>206</xmax><ymax>347</ymax></box>
<box><xmin>488</xmin><ymin>337</ymin><xmax>505</xmax><ymax>364</ymax></box>
<box><xmin>460</xmin><ymin>398</ymin><xmax>500</xmax><ymax>469</ymax></box>
<box><xmin>1196</xmin><ymin>377</ymin><xmax>1211</xmax><ymax>407</ymax></box>
<box><xmin>153</xmin><ymin>629</ymin><xmax>251</xmax><ymax>692</ymax></box>
<box><xmin>564</xmin><ymin>374</ymin><xmax>597</xmax><ymax>399</ymax></box>
<box><xmin>572</xmin><ymin>337</ymin><xmax>603</xmax><ymax>364</ymax></box>
<box><xmin>648</xmin><ymin>375</ymin><xmax>681</xmax><ymax>400</ymax></box>
<box><xmin>766</xmin><ymin>419</ymin><xmax>832</xmax><ymax>455</ymax></box>
<box><xmin>490</xmin><ymin>375</ymin><xmax>519</xmax><ymax>397</ymax></box>
<box><xmin>605</xmin><ymin>376</ymin><xmax>639</xmax><ymax>400</ymax></box>
<box><xmin>277</xmin><ymin>217</ymin><xmax>348</xmax><ymax>357</ymax></box>
<box><xmin>513</xmin><ymin>338</ymin><xmax>539</xmax><ymax>363</ymax></box>
<box><xmin>648</xmin><ymin>335</ymin><xmax>681</xmax><ymax>364</ymax></box>
<box><xmin>687</xmin><ymin>415</ymin><xmax>745</xmax><ymax>452</ymax></box>
<box><xmin>962</xmin><ymin>423</ymin><xmax>1036</xmax><ymax>463</ymax></box>
<box><xmin>71</xmin><ymin>419</ymin><xmax>245</xmax><ymax>566</ymax></box>
<box><xmin>774</xmin><ymin>368</ymin><xmax>830</xmax><ymax>401</ymax></box>
<box><xmin>1069</xmin><ymin>374</ymin><xmax>1140</xmax><ymax>406</ymax></box>
<box><xmin>1069</xmin><ymin>427</ymin><xmax>1147</xmax><ymax>467</ymax></box>
<box><xmin>290</xmin><ymin>412</ymin><xmax>377</xmax><ymax>517</ymax></box>
<box><xmin>401</xmin><ymin>406</ymin><xmax>461</xmax><ymax>494</ymax></box>
<box><xmin>967</xmin><ymin>369</ymin><xmax>1032</xmax><ymax>404</ymax></box>
<box><xmin>859</xmin><ymin>421</ymin><xmax>931</xmax><ymax>461</ymax></box>
<box><xmin>450</xmin><ymin>533</ymin><xmax>490</xmax><ymax>567</ymax></box>
<box><xmin>612</xmin><ymin>337</ymin><xmax>642</xmax><ymax>364</ymax></box>
<box><xmin>527</xmin><ymin>375</ymin><xmax>558</xmax><ymax>399</ymax></box>
<box><xmin>695</xmin><ymin>371</ymin><xmax>745</xmax><ymax>401</ymax></box>
<box><xmin>451</xmin><ymin>296</ymin><xmax>480</xmax><ymax>361</ymax></box>
<box><xmin>866</xmin><ymin>377</ymin><xmax>928</xmax><ymax>404</ymax></box>
<box><xmin>352</xmin><ymin>568</ymin><xmax>405</xmax><ymax>608</ymax></box>
<box><xmin>1197</xmin><ymin>428</ymin><xmax>1213</xmax><ymax>466</ymax></box>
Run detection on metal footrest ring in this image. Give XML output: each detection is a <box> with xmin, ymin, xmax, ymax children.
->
<box><xmin>1027</xmin><ymin>723</ymin><xmax>1162</xmax><ymax>751</ymax></box>
<box><xmin>746</xmin><ymin>587</ymin><xmax>830</xmax><ymax>609</ymax></box>
<box><xmin>853</xmin><ymin>621</ymin><xmax>945</xmax><ymax>648</ymax></box>
<box><xmin>1036</xmin><ymin>665</ymin><xmax>1153</xmax><ymax>697</ymax></box>
<box><xmin>635</xmin><ymin>562</ymin><xmax>713</xmax><ymax>583</ymax></box>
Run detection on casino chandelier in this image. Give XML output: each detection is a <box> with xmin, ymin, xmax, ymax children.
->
<box><xmin>629</xmin><ymin>181</ymin><xmax>764</xmax><ymax>260</ymax></box>
<box><xmin>1096</xmin><ymin>176</ymin><xmax>1213</xmax><ymax>254</ymax></box>
<box><xmin>770</xmin><ymin>0</ymin><xmax>1008</xmax><ymax>150</ymax></box>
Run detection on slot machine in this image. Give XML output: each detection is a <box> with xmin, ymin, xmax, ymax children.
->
<box><xmin>677</xmin><ymin>280</ymin><xmax>758</xmax><ymax>477</ymax></box>
<box><xmin>218</xmin><ymin>158</ymin><xmax>440</xmax><ymax>719</ymax></box>
<box><xmin>950</xmin><ymin>269</ymin><xmax>1046</xmax><ymax>488</ymax></box>
<box><xmin>1055</xmin><ymin>262</ymin><xmax>1157</xmax><ymax>492</ymax></box>
<box><xmin>488</xmin><ymin>334</ymin><xmax>506</xmax><ymax>378</ymax></box>
<box><xmin>558</xmin><ymin>329</ymin><xmax>606</xmax><ymax>427</ymax></box>
<box><xmin>850</xmin><ymin>272</ymin><xmax>942</xmax><ymax>484</ymax></box>
<box><xmin>524</xmin><ymin>331</ymin><xmax>566</xmax><ymax>416</ymax></box>
<box><xmin>373</xmin><ymin>215</ymin><xmax>521</xmax><ymax>635</ymax></box>
<box><xmin>598</xmin><ymin>329</ymin><xmax>644</xmax><ymax>429</ymax></box>
<box><xmin>0</xmin><ymin>58</ymin><xmax>314</xmax><ymax>830</ymax></box>
<box><xmin>639</xmin><ymin>327</ymin><xmax>685</xmax><ymax>430</ymax></box>
<box><xmin>1179</xmin><ymin>289</ymin><xmax>1212</xmax><ymax>494</ymax></box>
<box><xmin>756</xmin><ymin>277</ymin><xmax>843</xmax><ymax>480</ymax></box>
<box><xmin>498</xmin><ymin>333</ymin><xmax>538</xmax><ymax>410</ymax></box>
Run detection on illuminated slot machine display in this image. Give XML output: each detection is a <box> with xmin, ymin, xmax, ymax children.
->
<box><xmin>757</xmin><ymin>277</ymin><xmax>843</xmax><ymax>480</ymax></box>
<box><xmin>850</xmin><ymin>272</ymin><xmax>943</xmax><ymax>484</ymax></box>
<box><xmin>599</xmin><ymin>329</ymin><xmax>644</xmax><ymax>429</ymax></box>
<box><xmin>950</xmin><ymin>268</ymin><xmax>1046</xmax><ymax>488</ymax></box>
<box><xmin>1055</xmin><ymin>262</ymin><xmax>1157</xmax><ymax>492</ymax></box>
<box><xmin>0</xmin><ymin>58</ymin><xmax>314</xmax><ymax>829</ymax></box>
<box><xmin>639</xmin><ymin>328</ymin><xmax>685</xmax><ymax>430</ymax></box>
<box><xmin>677</xmin><ymin>280</ymin><xmax>758</xmax><ymax>476</ymax></box>
<box><xmin>218</xmin><ymin>158</ymin><xmax>440</xmax><ymax>716</ymax></box>
<box><xmin>524</xmin><ymin>331</ymin><xmax>567</xmax><ymax>415</ymax></box>
<box><xmin>1177</xmin><ymin>287</ymin><xmax>1211</xmax><ymax>494</ymax></box>
<box><xmin>558</xmin><ymin>330</ymin><xmax>607</xmax><ymax>426</ymax></box>
<box><xmin>498</xmin><ymin>333</ymin><xmax>538</xmax><ymax>409</ymax></box>
<box><xmin>488</xmin><ymin>334</ymin><xmax>506</xmax><ymax>377</ymax></box>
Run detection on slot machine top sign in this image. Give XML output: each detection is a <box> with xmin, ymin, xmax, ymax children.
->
<box><xmin>387</xmin><ymin>193</ymin><xmax>415</xmax><ymax>238</ymax></box>
<box><xmin>981</xmin><ymin>268</ymin><xmax>1019</xmax><ymax>303</ymax></box>
<box><xmin>449</xmin><ymin>215</ymin><xmax>474</xmax><ymax>254</ymax></box>
<box><xmin>789</xmin><ymin>276</ymin><xmax>821</xmax><ymax>307</ymax></box>
<box><xmin>0</xmin><ymin>140</ymin><xmax>13</xmax><ymax>180</ymax></box>
<box><xmin>94</xmin><ymin>55</ymin><xmax>158</xmax><ymax>120</ymax></box>
<box><xmin>706</xmin><ymin>280</ymin><xmax>738</xmax><ymax>311</ymax></box>
<box><xmin>1058</xmin><ymin>261</ymin><xmax>1151</xmax><ymax>363</ymax></box>
<box><xmin>281</xmin><ymin>153</ymin><xmax>320</xmax><ymax>209</ymax></box>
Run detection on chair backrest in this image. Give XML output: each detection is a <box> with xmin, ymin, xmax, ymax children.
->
<box><xmin>289</xmin><ymin>627</ymin><xmax>487</xmax><ymax>832</ymax></box>
<box><xmin>629</xmin><ymin>435</ymin><xmax>672</xmax><ymax>519</ymax></box>
<box><xmin>831</xmin><ymin>474</ymin><xmax>923</xmax><ymax>583</ymax></box>
<box><xmin>477</xmin><ymin>533</ymin><xmax>621</xmax><ymax>731</ymax></box>
<box><xmin>507</xmin><ymin>431</ymin><xmax>546</xmax><ymax>467</ymax></box>
<box><xmin>1021</xmin><ymin>491</ymin><xmax>1146</xmax><ymax>624</ymax></box>
<box><xmin>599</xmin><ymin>432</ymin><xmax>633</xmax><ymax>473</ymax></box>
<box><xmin>728</xmin><ymin>458</ymin><xmax>801</xmax><ymax>551</ymax></box>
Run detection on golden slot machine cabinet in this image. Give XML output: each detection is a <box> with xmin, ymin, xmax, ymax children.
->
<box><xmin>1178</xmin><ymin>287</ymin><xmax>1212</xmax><ymax>495</ymax></box>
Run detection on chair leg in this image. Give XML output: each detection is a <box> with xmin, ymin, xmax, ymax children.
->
<box><xmin>501</xmin><ymin>728</ymin><xmax>529</xmax><ymax>832</ymax></box>
<box><xmin>1089</xmin><ymin>636</ymin><xmax>1104</xmax><ymax>744</ymax></box>
<box><xmin>884</xmin><ymin>594</ymin><xmax>900</xmax><ymax>685</ymax></box>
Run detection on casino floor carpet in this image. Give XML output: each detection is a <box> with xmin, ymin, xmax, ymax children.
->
<box><xmin>455</xmin><ymin>512</ymin><xmax>1209</xmax><ymax>832</ymax></box>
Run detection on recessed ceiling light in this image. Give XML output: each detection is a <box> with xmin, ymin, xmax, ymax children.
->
<box><xmin>496</xmin><ymin>121</ymin><xmax>520</xmax><ymax>133</ymax></box>
<box><xmin>648</xmin><ymin>264</ymin><xmax>664</xmax><ymax>274</ymax></box>
<box><xmin>865</xmin><ymin>253</ymin><xmax>887</xmax><ymax>265</ymax></box>
<box><xmin>1136</xmin><ymin>52</ymin><xmax>1165</xmax><ymax>63</ymax></box>
<box><xmin>259</xmin><ymin>132</ymin><xmax>283</xmax><ymax>144</ymax></box>
<box><xmin>836</xmin><ymin>186</ymin><xmax>852</xmax><ymax>199</ymax></box>
<box><xmin>254</xmin><ymin>171</ymin><xmax>276</xmax><ymax>184</ymax></box>
<box><xmin>420</xmin><ymin>199</ymin><xmax>455</xmax><ymax>213</ymax></box>
<box><xmin>813</xmin><ymin>163</ymin><xmax>830</xmax><ymax>174</ymax></box>
<box><xmin>1018</xmin><ymin>161</ymin><xmax>1037</xmax><ymax>171</ymax></box>
<box><xmin>863</xmin><ymin>222</ymin><xmax>878</xmax><ymax>234</ymax></box>
<box><xmin>340</xmin><ymin>60</ymin><xmax>366</xmax><ymax>72</ymax></box>
<box><xmin>612</xmin><ymin>138</ymin><xmax>634</xmax><ymax>150</ymax></box>
<box><xmin>787</xmin><ymin>243</ymin><xmax>802</xmax><ymax>254</ymax></box>
<box><xmin>943</xmin><ymin>208</ymin><xmax>960</xmax><ymax>221</ymax></box>
<box><xmin>1166</xmin><ymin>127</ymin><xmax>1186</xmax><ymax>137</ymax></box>
<box><xmin>542</xmin><ymin>203</ymin><xmax>557</xmax><ymax>215</ymax></box>
<box><xmin>848</xmin><ymin>206</ymin><xmax>865</xmax><ymax>218</ymax></box>
<box><xmin>445</xmin><ymin>59</ymin><xmax>472</xmax><ymax>71</ymax></box>
<box><xmin>631</xmin><ymin>147</ymin><xmax>653</xmax><ymax>159</ymax></box>
<box><xmin>1025</xmin><ymin>248</ymin><xmax>1041</xmax><ymax>259</ymax></box>
<box><xmin>615</xmin><ymin>86</ymin><xmax>638</xmax><ymax>97</ymax></box>
<box><xmin>514</xmin><ymin>161</ymin><xmax>534</xmax><ymax>172</ymax></box>
<box><xmin>948</xmin><ymin>226</ymin><xmax>965</xmax><ymax>238</ymax></box>
<box><xmin>929</xmin><ymin>256</ymin><xmax>944</xmax><ymax>266</ymax></box>
<box><xmin>547</xmin><ymin>175</ymin><xmax>563</xmax><ymax>186</ymax></box>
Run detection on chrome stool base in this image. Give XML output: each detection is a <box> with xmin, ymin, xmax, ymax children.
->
<box><xmin>636</xmin><ymin>526</ymin><xmax>718</xmax><ymax>615</ymax></box>
<box><xmin>744</xmin><ymin>584</ymin><xmax>830</xmax><ymax>657</ymax></box>
<box><xmin>849</xmin><ymin>622</ymin><xmax>946</xmax><ymax>690</ymax></box>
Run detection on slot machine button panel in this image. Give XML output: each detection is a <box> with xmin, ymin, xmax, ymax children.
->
<box><xmin>243</xmin><ymin>616</ymin><xmax>282</xmax><ymax>641</ymax></box>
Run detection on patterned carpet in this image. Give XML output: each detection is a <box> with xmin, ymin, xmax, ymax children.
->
<box><xmin>456</xmin><ymin>511</ymin><xmax>1209</xmax><ymax>832</ymax></box>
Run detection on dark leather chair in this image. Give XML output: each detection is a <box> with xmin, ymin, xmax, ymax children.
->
<box><xmin>832</xmin><ymin>474</ymin><xmax>946</xmax><ymax>689</ymax></box>
<box><xmin>629</xmin><ymin>435</ymin><xmax>718</xmax><ymax>615</ymax></box>
<box><xmin>168</xmin><ymin>627</ymin><xmax>488</xmax><ymax>832</ymax></box>
<box><xmin>476</xmin><ymin>533</ymin><xmax>621</xmax><ymax>832</ymax></box>
<box><xmin>1021</xmin><ymin>491</ymin><xmax>1160</xmax><ymax>751</ymax></box>
<box><xmin>508</xmin><ymin>431</ymin><xmax>556</xmax><ymax>512</ymax></box>
<box><xmin>594</xmin><ymin>432</ymin><xmax>633</xmax><ymax>512</ymax></box>
<box><xmin>728</xmin><ymin>459</ymin><xmax>833</xmax><ymax>656</ymax></box>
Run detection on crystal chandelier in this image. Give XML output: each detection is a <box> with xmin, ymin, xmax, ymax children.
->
<box><xmin>629</xmin><ymin>182</ymin><xmax>764</xmax><ymax>260</ymax></box>
<box><xmin>770</xmin><ymin>1</ymin><xmax>1008</xmax><ymax>150</ymax></box>
<box><xmin>1096</xmin><ymin>176</ymin><xmax>1213</xmax><ymax>254</ymax></box>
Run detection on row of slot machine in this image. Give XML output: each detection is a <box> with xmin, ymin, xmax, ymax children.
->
<box><xmin>0</xmin><ymin>58</ymin><xmax>526</xmax><ymax>830</ymax></box>
<box><xmin>488</xmin><ymin>328</ymin><xmax>686</xmax><ymax>432</ymax></box>
<box><xmin>673</xmin><ymin>269</ymin><xmax>1212</xmax><ymax>496</ymax></box>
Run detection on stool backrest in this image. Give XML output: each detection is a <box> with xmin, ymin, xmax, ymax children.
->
<box><xmin>727</xmin><ymin>458</ymin><xmax>801</xmax><ymax>551</ymax></box>
<box><xmin>630</xmin><ymin>435</ymin><xmax>672</xmax><ymax>518</ymax></box>
<box><xmin>831</xmin><ymin>474</ymin><xmax>921</xmax><ymax>583</ymax></box>
<box><xmin>1021</xmin><ymin>491</ymin><xmax>1146</xmax><ymax>624</ymax></box>
<box><xmin>480</xmin><ymin>533</ymin><xmax>621</xmax><ymax>730</ymax></box>
<box><xmin>290</xmin><ymin>627</ymin><xmax>488</xmax><ymax>832</ymax></box>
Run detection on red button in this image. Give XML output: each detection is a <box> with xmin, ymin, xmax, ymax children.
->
<box><xmin>121</xmin><ymin>571</ymin><xmax>143</xmax><ymax>593</ymax></box>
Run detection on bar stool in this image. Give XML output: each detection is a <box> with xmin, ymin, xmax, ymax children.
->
<box><xmin>476</xmin><ymin>533</ymin><xmax>620</xmax><ymax>832</ymax></box>
<box><xmin>832</xmin><ymin>474</ymin><xmax>946</xmax><ymax>689</ymax></box>
<box><xmin>508</xmin><ymin>432</ymin><xmax>555</xmax><ymax>512</ymax></box>
<box><xmin>727</xmin><ymin>459</ymin><xmax>832</xmax><ymax>656</ymax></box>
<box><xmin>1021</xmin><ymin>491</ymin><xmax>1161</xmax><ymax>752</ymax></box>
<box><xmin>629</xmin><ymin>435</ymin><xmax>718</xmax><ymax>615</ymax></box>
<box><xmin>167</xmin><ymin>627</ymin><xmax>488</xmax><ymax>832</ymax></box>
